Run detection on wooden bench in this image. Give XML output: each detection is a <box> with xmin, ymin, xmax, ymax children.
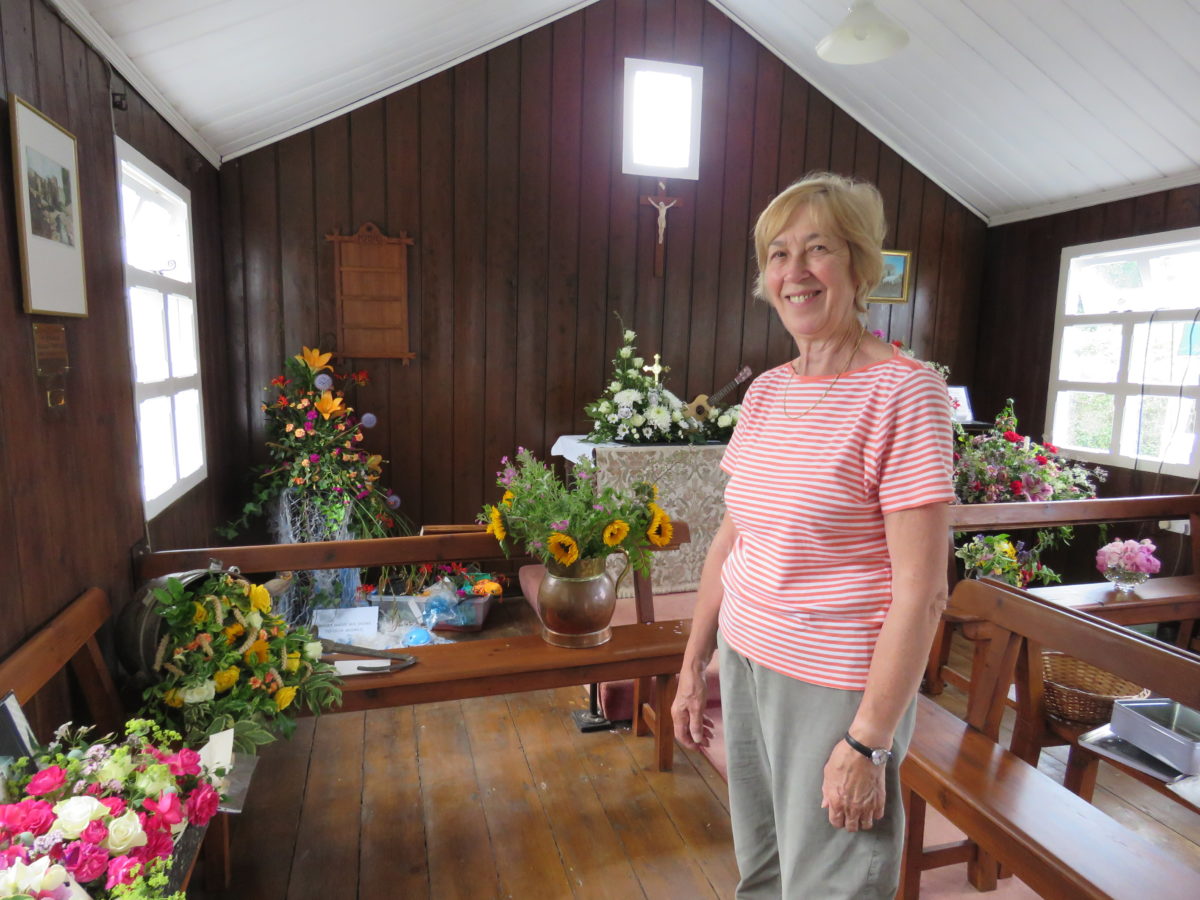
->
<box><xmin>901</xmin><ymin>578</ymin><xmax>1200</xmax><ymax>898</ymax></box>
<box><xmin>0</xmin><ymin>587</ymin><xmax>219</xmax><ymax>892</ymax></box>
<box><xmin>138</xmin><ymin>527</ymin><xmax>692</xmax><ymax>770</ymax></box>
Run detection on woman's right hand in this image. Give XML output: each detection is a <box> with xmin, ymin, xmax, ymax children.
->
<box><xmin>672</xmin><ymin>664</ymin><xmax>714</xmax><ymax>749</ymax></box>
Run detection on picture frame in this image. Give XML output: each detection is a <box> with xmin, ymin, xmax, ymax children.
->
<box><xmin>868</xmin><ymin>250</ymin><xmax>912</xmax><ymax>304</ymax></box>
<box><xmin>0</xmin><ymin>691</ymin><xmax>36</xmax><ymax>762</ymax></box>
<box><xmin>8</xmin><ymin>93</ymin><xmax>87</xmax><ymax>316</ymax></box>
<box><xmin>947</xmin><ymin>385</ymin><xmax>975</xmax><ymax>424</ymax></box>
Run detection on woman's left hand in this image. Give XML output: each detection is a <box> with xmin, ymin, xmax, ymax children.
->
<box><xmin>820</xmin><ymin>738</ymin><xmax>886</xmax><ymax>832</ymax></box>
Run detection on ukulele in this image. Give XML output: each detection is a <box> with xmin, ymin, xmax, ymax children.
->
<box><xmin>685</xmin><ymin>365</ymin><xmax>752</xmax><ymax>422</ymax></box>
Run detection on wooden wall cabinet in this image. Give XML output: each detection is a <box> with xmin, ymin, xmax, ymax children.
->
<box><xmin>326</xmin><ymin>222</ymin><xmax>415</xmax><ymax>362</ymax></box>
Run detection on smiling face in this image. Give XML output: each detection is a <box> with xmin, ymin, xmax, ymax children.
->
<box><xmin>763</xmin><ymin>203</ymin><xmax>861</xmax><ymax>345</ymax></box>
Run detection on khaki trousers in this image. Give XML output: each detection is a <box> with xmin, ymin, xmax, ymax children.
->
<box><xmin>718</xmin><ymin>633</ymin><xmax>916</xmax><ymax>899</ymax></box>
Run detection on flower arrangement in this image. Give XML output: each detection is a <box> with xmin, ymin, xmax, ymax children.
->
<box><xmin>382</xmin><ymin>563</ymin><xmax>506</xmax><ymax>602</ymax></box>
<box><xmin>481</xmin><ymin>448</ymin><xmax>673</xmax><ymax>576</ymax></box>
<box><xmin>954</xmin><ymin>533</ymin><xmax>1062</xmax><ymax>589</ymax></box>
<box><xmin>220</xmin><ymin>347</ymin><xmax>406</xmax><ymax>541</ymax></box>
<box><xmin>137</xmin><ymin>571</ymin><xmax>341</xmax><ymax>754</ymax></box>
<box><xmin>583</xmin><ymin>328</ymin><xmax>705</xmax><ymax>444</ymax></box>
<box><xmin>0</xmin><ymin>718</ymin><xmax>223</xmax><ymax>900</ymax></box>
<box><xmin>953</xmin><ymin>400</ymin><xmax>1106</xmax><ymax>505</ymax></box>
<box><xmin>871</xmin><ymin>331</ymin><xmax>951</xmax><ymax>381</ymax></box>
<box><xmin>1096</xmin><ymin>539</ymin><xmax>1161</xmax><ymax>578</ymax></box>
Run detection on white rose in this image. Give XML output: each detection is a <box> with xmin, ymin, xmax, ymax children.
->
<box><xmin>97</xmin><ymin>754</ymin><xmax>134</xmax><ymax>784</ymax></box>
<box><xmin>717</xmin><ymin>414</ymin><xmax>732</xmax><ymax>427</ymax></box>
<box><xmin>104</xmin><ymin>809</ymin><xmax>148</xmax><ymax>855</ymax></box>
<box><xmin>630</xmin><ymin>414</ymin><xmax>645</xmax><ymax>427</ymax></box>
<box><xmin>672</xmin><ymin>410</ymin><xmax>682</xmax><ymax>422</ymax></box>
<box><xmin>51</xmin><ymin>795</ymin><xmax>107</xmax><ymax>839</ymax></box>
<box><xmin>623</xmin><ymin>329</ymin><xmax>636</xmax><ymax>341</ymax></box>
<box><xmin>618</xmin><ymin>347</ymin><xmax>632</xmax><ymax>358</ymax></box>
<box><xmin>632</xmin><ymin>357</ymin><xmax>643</xmax><ymax>368</ymax></box>
<box><xmin>598</xmin><ymin>400</ymin><xmax>612</xmax><ymax>413</ymax></box>
<box><xmin>246</xmin><ymin>610</ymin><xmax>263</xmax><ymax>630</ymax></box>
<box><xmin>181</xmin><ymin>680</ymin><xmax>217</xmax><ymax>703</ymax></box>
<box><xmin>134</xmin><ymin>765</ymin><xmax>176</xmax><ymax>798</ymax></box>
<box><xmin>304</xmin><ymin>640</ymin><xmax>324</xmax><ymax>660</ymax></box>
<box><xmin>609</xmin><ymin>381</ymin><xmax>621</xmax><ymax>392</ymax></box>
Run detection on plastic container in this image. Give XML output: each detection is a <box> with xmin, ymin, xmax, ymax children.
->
<box><xmin>371</xmin><ymin>593</ymin><xmax>495</xmax><ymax>632</ymax></box>
<box><xmin>1110</xmin><ymin>697</ymin><xmax>1200</xmax><ymax>775</ymax></box>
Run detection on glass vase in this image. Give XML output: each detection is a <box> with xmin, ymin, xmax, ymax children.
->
<box><xmin>1103</xmin><ymin>567</ymin><xmax>1149</xmax><ymax>595</ymax></box>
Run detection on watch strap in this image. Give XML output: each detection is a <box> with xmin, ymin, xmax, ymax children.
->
<box><xmin>844</xmin><ymin>731</ymin><xmax>891</xmax><ymax>763</ymax></box>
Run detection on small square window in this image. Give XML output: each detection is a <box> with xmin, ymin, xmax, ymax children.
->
<box><xmin>622</xmin><ymin>58</ymin><xmax>703</xmax><ymax>180</ymax></box>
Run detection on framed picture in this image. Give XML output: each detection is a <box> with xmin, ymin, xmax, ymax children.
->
<box><xmin>8</xmin><ymin>93</ymin><xmax>87</xmax><ymax>316</ymax></box>
<box><xmin>947</xmin><ymin>385</ymin><xmax>974</xmax><ymax>423</ymax></box>
<box><xmin>869</xmin><ymin>250</ymin><xmax>912</xmax><ymax>304</ymax></box>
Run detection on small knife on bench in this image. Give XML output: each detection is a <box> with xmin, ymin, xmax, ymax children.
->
<box><xmin>319</xmin><ymin>639</ymin><xmax>418</xmax><ymax>671</ymax></box>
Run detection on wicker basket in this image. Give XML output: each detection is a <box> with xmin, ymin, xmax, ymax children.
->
<box><xmin>1040</xmin><ymin>651</ymin><xmax>1150</xmax><ymax>725</ymax></box>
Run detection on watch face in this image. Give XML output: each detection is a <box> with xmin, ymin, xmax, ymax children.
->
<box><xmin>870</xmin><ymin>749</ymin><xmax>890</xmax><ymax>766</ymax></box>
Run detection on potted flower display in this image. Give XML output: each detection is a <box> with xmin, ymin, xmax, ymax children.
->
<box><xmin>480</xmin><ymin>448</ymin><xmax>673</xmax><ymax>647</ymax></box>
<box><xmin>952</xmin><ymin>399</ymin><xmax>1107</xmax><ymax>586</ymax></box>
<box><xmin>219</xmin><ymin>346</ymin><xmax>409</xmax><ymax>624</ymax></box>
<box><xmin>130</xmin><ymin>571</ymin><xmax>342</xmax><ymax>754</ymax></box>
<box><xmin>1096</xmin><ymin>538</ymin><xmax>1161</xmax><ymax>594</ymax></box>
<box><xmin>0</xmin><ymin>718</ymin><xmax>223</xmax><ymax>900</ymax></box>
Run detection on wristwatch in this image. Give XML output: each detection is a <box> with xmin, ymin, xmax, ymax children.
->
<box><xmin>844</xmin><ymin>732</ymin><xmax>893</xmax><ymax>766</ymax></box>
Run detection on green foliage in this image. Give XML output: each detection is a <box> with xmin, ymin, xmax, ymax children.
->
<box><xmin>954</xmin><ymin>531</ymin><xmax>1064</xmax><ymax>589</ymax></box>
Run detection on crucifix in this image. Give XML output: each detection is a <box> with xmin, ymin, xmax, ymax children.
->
<box><xmin>643</xmin><ymin>353</ymin><xmax>669</xmax><ymax>385</ymax></box>
<box><xmin>642</xmin><ymin>181</ymin><xmax>681</xmax><ymax>277</ymax></box>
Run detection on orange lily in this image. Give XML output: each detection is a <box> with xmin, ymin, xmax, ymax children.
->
<box><xmin>315</xmin><ymin>390</ymin><xmax>347</xmax><ymax>420</ymax></box>
<box><xmin>295</xmin><ymin>346</ymin><xmax>333</xmax><ymax>372</ymax></box>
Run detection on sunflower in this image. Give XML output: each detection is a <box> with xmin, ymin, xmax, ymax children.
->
<box><xmin>603</xmin><ymin>520</ymin><xmax>630</xmax><ymax>546</ymax></box>
<box><xmin>486</xmin><ymin>505</ymin><xmax>507</xmax><ymax>541</ymax></box>
<box><xmin>548</xmin><ymin>532</ymin><xmax>580</xmax><ymax>566</ymax></box>
<box><xmin>647</xmin><ymin>508</ymin><xmax>674</xmax><ymax>547</ymax></box>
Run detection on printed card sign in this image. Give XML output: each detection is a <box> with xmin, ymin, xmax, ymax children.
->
<box><xmin>311</xmin><ymin>606</ymin><xmax>379</xmax><ymax>644</ymax></box>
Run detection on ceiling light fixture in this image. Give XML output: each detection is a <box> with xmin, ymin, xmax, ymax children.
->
<box><xmin>816</xmin><ymin>1</ymin><xmax>910</xmax><ymax>65</ymax></box>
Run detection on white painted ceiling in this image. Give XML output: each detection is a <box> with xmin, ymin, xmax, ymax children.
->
<box><xmin>54</xmin><ymin>0</ymin><xmax>1200</xmax><ymax>225</ymax></box>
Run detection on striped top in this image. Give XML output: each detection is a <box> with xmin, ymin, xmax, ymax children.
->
<box><xmin>719</xmin><ymin>350</ymin><xmax>954</xmax><ymax>690</ymax></box>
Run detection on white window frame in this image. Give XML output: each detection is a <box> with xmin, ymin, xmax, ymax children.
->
<box><xmin>1045</xmin><ymin>226</ymin><xmax>1200</xmax><ymax>479</ymax></box>
<box><xmin>115</xmin><ymin>137</ymin><xmax>206</xmax><ymax>520</ymax></box>
<box><xmin>621</xmin><ymin>58</ymin><xmax>703</xmax><ymax>180</ymax></box>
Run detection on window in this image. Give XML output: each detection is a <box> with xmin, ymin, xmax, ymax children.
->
<box><xmin>1045</xmin><ymin>226</ymin><xmax>1200</xmax><ymax>478</ymax></box>
<box><xmin>622</xmin><ymin>58</ymin><xmax>703</xmax><ymax>180</ymax></box>
<box><xmin>115</xmin><ymin>137</ymin><xmax>205</xmax><ymax>520</ymax></box>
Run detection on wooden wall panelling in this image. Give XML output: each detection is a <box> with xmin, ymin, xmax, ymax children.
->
<box><xmin>909</xmin><ymin>184</ymin><xmax>946</xmax><ymax>357</ymax></box>
<box><xmin>418</xmin><ymin>72</ymin><xmax>456</xmax><ymax>524</ymax></box>
<box><xmin>544</xmin><ymin>17</ymin><xmax>583</xmax><ymax>468</ymax></box>
<box><xmin>766</xmin><ymin>73</ymin><xmax>810</xmax><ymax>367</ymax></box>
<box><xmin>452</xmin><ymin>55</ymin><xmax>488</xmax><ymax>523</ymax></box>
<box><xmin>220</xmin><ymin>161</ymin><xmax>251</xmax><ymax>467</ymax></box>
<box><xmin>483</xmin><ymin>42</ymin><xmax>521</xmax><ymax>497</ymax></box>
<box><xmin>683</xmin><ymin>2</ymin><xmax>730</xmax><ymax>403</ymax></box>
<box><xmin>604</xmin><ymin>0</ymin><xmax>644</xmax><ymax>376</ymax></box>
<box><xmin>572</xmin><ymin>1</ymin><xmax>616</xmax><ymax>436</ymax></box>
<box><xmin>886</xmin><ymin>164</ymin><xmax>924</xmax><ymax>348</ymax></box>
<box><xmin>734</xmin><ymin>47</ymin><xmax>781</xmax><ymax>385</ymax></box>
<box><xmin>241</xmin><ymin>150</ymin><xmax>283</xmax><ymax>454</ymax></box>
<box><xmin>312</xmin><ymin>119</ymin><xmax>350</xmax><ymax>351</ymax></box>
<box><xmin>1165</xmin><ymin>183</ymin><xmax>1200</xmax><ymax>228</ymax></box>
<box><xmin>711</xmin><ymin>28</ymin><xmax>756</xmax><ymax>389</ymax></box>
<box><xmin>802</xmin><ymin>90</ymin><xmax>832</xmax><ymax>174</ymax></box>
<box><xmin>384</xmin><ymin>88</ymin><xmax>425</xmax><ymax>524</ymax></box>
<box><xmin>278</xmin><ymin>133</ymin><xmax>318</xmax><ymax>358</ymax></box>
<box><xmin>515</xmin><ymin>30</ymin><xmax>552</xmax><ymax>465</ymax></box>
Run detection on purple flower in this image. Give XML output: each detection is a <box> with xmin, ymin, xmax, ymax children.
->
<box><xmin>386</xmin><ymin>493</ymin><xmax>402</xmax><ymax>509</ymax></box>
<box><xmin>360</xmin><ymin>412</ymin><xmax>377</xmax><ymax>428</ymax></box>
<box><xmin>356</xmin><ymin>489</ymin><xmax>370</xmax><ymax>499</ymax></box>
<box><xmin>551</xmin><ymin>520</ymin><xmax>569</xmax><ymax>532</ymax></box>
<box><xmin>306</xmin><ymin>409</ymin><xmax>318</xmax><ymax>421</ymax></box>
<box><xmin>314</xmin><ymin>373</ymin><xmax>333</xmax><ymax>390</ymax></box>
<box><xmin>308</xmin><ymin>453</ymin><xmax>320</xmax><ymax>463</ymax></box>
<box><xmin>333</xmin><ymin>486</ymin><xmax>343</xmax><ymax>493</ymax></box>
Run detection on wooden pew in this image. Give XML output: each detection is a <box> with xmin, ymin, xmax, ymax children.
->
<box><xmin>901</xmin><ymin>578</ymin><xmax>1200</xmax><ymax>898</ymax></box>
<box><xmin>926</xmin><ymin>493</ymin><xmax>1200</xmax><ymax>695</ymax></box>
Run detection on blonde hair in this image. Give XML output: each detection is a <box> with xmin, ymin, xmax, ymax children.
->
<box><xmin>752</xmin><ymin>172</ymin><xmax>887</xmax><ymax>314</ymax></box>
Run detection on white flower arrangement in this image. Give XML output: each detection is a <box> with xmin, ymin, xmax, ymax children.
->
<box><xmin>584</xmin><ymin>328</ymin><xmax>706</xmax><ymax>444</ymax></box>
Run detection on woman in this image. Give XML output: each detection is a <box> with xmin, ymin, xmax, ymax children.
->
<box><xmin>672</xmin><ymin>172</ymin><xmax>953</xmax><ymax>899</ymax></box>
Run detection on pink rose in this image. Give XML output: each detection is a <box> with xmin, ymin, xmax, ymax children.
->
<box><xmin>166</xmin><ymin>748</ymin><xmax>201</xmax><ymax>777</ymax></box>
<box><xmin>142</xmin><ymin>792</ymin><xmax>184</xmax><ymax>829</ymax></box>
<box><xmin>26</xmin><ymin>765</ymin><xmax>68</xmax><ymax>796</ymax></box>
<box><xmin>106</xmin><ymin>854</ymin><xmax>141</xmax><ymax>889</ymax></box>
<box><xmin>22</xmin><ymin>799</ymin><xmax>57</xmax><ymax>836</ymax></box>
<box><xmin>81</xmin><ymin>818</ymin><xmax>108</xmax><ymax>844</ymax></box>
<box><xmin>0</xmin><ymin>802</ymin><xmax>29</xmax><ymax>832</ymax></box>
<box><xmin>185</xmin><ymin>782</ymin><xmax>220</xmax><ymax>827</ymax></box>
<box><xmin>98</xmin><ymin>796</ymin><xmax>126</xmax><ymax>818</ymax></box>
<box><xmin>0</xmin><ymin>844</ymin><xmax>30</xmax><ymax>866</ymax></box>
<box><xmin>132</xmin><ymin>828</ymin><xmax>174</xmax><ymax>863</ymax></box>
<box><xmin>63</xmin><ymin>840</ymin><xmax>111</xmax><ymax>884</ymax></box>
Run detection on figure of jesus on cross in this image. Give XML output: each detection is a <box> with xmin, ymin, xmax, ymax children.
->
<box><xmin>642</xmin><ymin>181</ymin><xmax>681</xmax><ymax>278</ymax></box>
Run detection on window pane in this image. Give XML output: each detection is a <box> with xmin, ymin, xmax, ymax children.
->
<box><xmin>168</xmin><ymin>294</ymin><xmax>198</xmax><ymax>377</ymax></box>
<box><xmin>1059</xmin><ymin>324</ymin><xmax>1121</xmax><ymax>382</ymax></box>
<box><xmin>631</xmin><ymin>70</ymin><xmax>693</xmax><ymax>169</ymax></box>
<box><xmin>1120</xmin><ymin>395</ymin><xmax>1197</xmax><ymax>465</ymax></box>
<box><xmin>1066</xmin><ymin>259</ymin><xmax>1144</xmax><ymax>314</ymax></box>
<box><xmin>1148</xmin><ymin>251</ymin><xmax>1200</xmax><ymax>310</ymax></box>
<box><xmin>1052</xmin><ymin>390</ymin><xmax>1113</xmax><ymax>452</ymax></box>
<box><xmin>138</xmin><ymin>396</ymin><xmax>176</xmax><ymax>501</ymax></box>
<box><xmin>120</xmin><ymin>161</ymin><xmax>193</xmax><ymax>282</ymax></box>
<box><xmin>174</xmin><ymin>389</ymin><xmax>203</xmax><ymax>477</ymax></box>
<box><xmin>1129</xmin><ymin>321</ymin><xmax>1200</xmax><ymax>386</ymax></box>
<box><xmin>129</xmin><ymin>287</ymin><xmax>169</xmax><ymax>383</ymax></box>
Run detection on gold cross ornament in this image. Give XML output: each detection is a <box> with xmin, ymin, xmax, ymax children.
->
<box><xmin>643</xmin><ymin>353</ymin><xmax>669</xmax><ymax>384</ymax></box>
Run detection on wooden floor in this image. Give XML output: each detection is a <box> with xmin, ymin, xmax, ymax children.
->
<box><xmin>187</xmin><ymin>608</ymin><xmax>1200</xmax><ymax>899</ymax></box>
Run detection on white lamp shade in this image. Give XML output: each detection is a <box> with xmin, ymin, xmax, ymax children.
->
<box><xmin>816</xmin><ymin>2</ymin><xmax>910</xmax><ymax>65</ymax></box>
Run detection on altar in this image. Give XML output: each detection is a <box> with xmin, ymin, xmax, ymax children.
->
<box><xmin>551</xmin><ymin>435</ymin><xmax>729</xmax><ymax>596</ymax></box>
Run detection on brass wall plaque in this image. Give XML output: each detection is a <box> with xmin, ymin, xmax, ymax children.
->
<box><xmin>32</xmin><ymin>322</ymin><xmax>69</xmax><ymax>406</ymax></box>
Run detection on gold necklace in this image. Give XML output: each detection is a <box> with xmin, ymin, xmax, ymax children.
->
<box><xmin>782</xmin><ymin>327</ymin><xmax>866</xmax><ymax>421</ymax></box>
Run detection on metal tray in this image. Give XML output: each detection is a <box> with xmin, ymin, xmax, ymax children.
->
<box><xmin>1110</xmin><ymin>698</ymin><xmax>1200</xmax><ymax>775</ymax></box>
